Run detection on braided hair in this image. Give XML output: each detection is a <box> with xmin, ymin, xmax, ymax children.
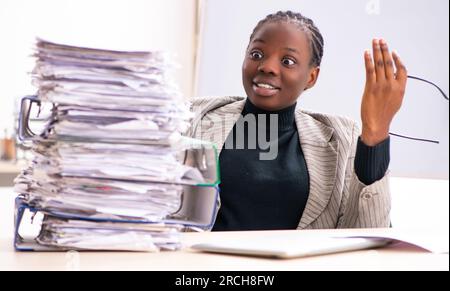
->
<box><xmin>249</xmin><ymin>11</ymin><xmax>324</xmax><ymax>67</ymax></box>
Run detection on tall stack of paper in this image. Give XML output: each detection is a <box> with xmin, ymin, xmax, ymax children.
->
<box><xmin>14</xmin><ymin>39</ymin><xmax>220</xmax><ymax>252</ymax></box>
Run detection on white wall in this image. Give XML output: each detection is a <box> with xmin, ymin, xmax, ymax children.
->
<box><xmin>0</xmin><ymin>0</ymin><xmax>197</xmax><ymax>135</ymax></box>
<box><xmin>390</xmin><ymin>177</ymin><xmax>449</xmax><ymax>231</ymax></box>
<box><xmin>196</xmin><ymin>0</ymin><xmax>449</xmax><ymax>179</ymax></box>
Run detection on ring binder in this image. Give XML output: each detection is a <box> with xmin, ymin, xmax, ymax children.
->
<box><xmin>18</xmin><ymin>95</ymin><xmax>43</xmax><ymax>143</ymax></box>
<box><xmin>15</xmin><ymin>106</ymin><xmax>221</xmax><ymax>250</ymax></box>
<box><xmin>14</xmin><ymin>185</ymin><xmax>220</xmax><ymax>251</ymax></box>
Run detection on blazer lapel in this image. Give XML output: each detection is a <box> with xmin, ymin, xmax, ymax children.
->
<box><xmin>295</xmin><ymin>110</ymin><xmax>339</xmax><ymax>229</ymax></box>
<box><xmin>201</xmin><ymin>100</ymin><xmax>246</xmax><ymax>152</ymax></box>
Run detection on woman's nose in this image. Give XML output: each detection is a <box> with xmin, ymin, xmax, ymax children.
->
<box><xmin>257</xmin><ymin>57</ymin><xmax>279</xmax><ymax>75</ymax></box>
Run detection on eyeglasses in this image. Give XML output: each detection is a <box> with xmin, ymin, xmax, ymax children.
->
<box><xmin>389</xmin><ymin>75</ymin><xmax>448</xmax><ymax>144</ymax></box>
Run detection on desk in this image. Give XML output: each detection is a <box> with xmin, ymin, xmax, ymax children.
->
<box><xmin>1</xmin><ymin>179</ymin><xmax>449</xmax><ymax>271</ymax></box>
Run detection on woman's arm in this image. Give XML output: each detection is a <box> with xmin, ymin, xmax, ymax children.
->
<box><xmin>337</xmin><ymin>122</ymin><xmax>391</xmax><ymax>228</ymax></box>
<box><xmin>336</xmin><ymin>39</ymin><xmax>406</xmax><ymax>228</ymax></box>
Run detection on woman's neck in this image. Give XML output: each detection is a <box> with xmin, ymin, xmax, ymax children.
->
<box><xmin>242</xmin><ymin>98</ymin><xmax>297</xmax><ymax>131</ymax></box>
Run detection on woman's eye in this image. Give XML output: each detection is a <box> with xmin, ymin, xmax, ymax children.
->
<box><xmin>250</xmin><ymin>51</ymin><xmax>263</xmax><ymax>59</ymax></box>
<box><xmin>282</xmin><ymin>58</ymin><xmax>296</xmax><ymax>66</ymax></box>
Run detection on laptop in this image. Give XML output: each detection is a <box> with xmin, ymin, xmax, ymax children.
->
<box><xmin>191</xmin><ymin>236</ymin><xmax>391</xmax><ymax>259</ymax></box>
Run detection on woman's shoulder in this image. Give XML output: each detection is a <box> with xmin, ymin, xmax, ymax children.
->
<box><xmin>297</xmin><ymin>108</ymin><xmax>360</xmax><ymax>142</ymax></box>
<box><xmin>190</xmin><ymin>96</ymin><xmax>245</xmax><ymax>114</ymax></box>
<box><xmin>298</xmin><ymin>108</ymin><xmax>357</xmax><ymax>128</ymax></box>
<box><xmin>189</xmin><ymin>96</ymin><xmax>360</xmax><ymax>139</ymax></box>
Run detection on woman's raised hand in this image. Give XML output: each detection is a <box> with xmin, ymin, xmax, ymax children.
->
<box><xmin>360</xmin><ymin>38</ymin><xmax>408</xmax><ymax>146</ymax></box>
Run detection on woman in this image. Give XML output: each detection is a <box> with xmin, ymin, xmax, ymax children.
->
<box><xmin>189</xmin><ymin>11</ymin><xmax>407</xmax><ymax>231</ymax></box>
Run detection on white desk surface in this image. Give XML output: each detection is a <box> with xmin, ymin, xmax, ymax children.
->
<box><xmin>1</xmin><ymin>177</ymin><xmax>449</xmax><ymax>271</ymax></box>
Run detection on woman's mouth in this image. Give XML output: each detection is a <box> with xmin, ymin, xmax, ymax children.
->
<box><xmin>252</xmin><ymin>82</ymin><xmax>280</xmax><ymax>97</ymax></box>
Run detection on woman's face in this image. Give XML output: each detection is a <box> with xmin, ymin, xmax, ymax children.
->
<box><xmin>242</xmin><ymin>21</ymin><xmax>320</xmax><ymax>111</ymax></box>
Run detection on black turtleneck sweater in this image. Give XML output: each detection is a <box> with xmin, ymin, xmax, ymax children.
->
<box><xmin>212</xmin><ymin>99</ymin><xmax>390</xmax><ymax>231</ymax></box>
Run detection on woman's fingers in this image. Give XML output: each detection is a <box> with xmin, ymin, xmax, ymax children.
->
<box><xmin>372</xmin><ymin>39</ymin><xmax>385</xmax><ymax>82</ymax></box>
<box><xmin>392</xmin><ymin>50</ymin><xmax>408</xmax><ymax>86</ymax></box>
<box><xmin>364</xmin><ymin>49</ymin><xmax>376</xmax><ymax>84</ymax></box>
<box><xmin>380</xmin><ymin>39</ymin><xmax>395</xmax><ymax>80</ymax></box>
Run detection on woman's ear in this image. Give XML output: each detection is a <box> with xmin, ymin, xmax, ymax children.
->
<box><xmin>305</xmin><ymin>66</ymin><xmax>320</xmax><ymax>90</ymax></box>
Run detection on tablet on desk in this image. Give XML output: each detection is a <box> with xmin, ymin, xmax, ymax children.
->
<box><xmin>191</xmin><ymin>237</ymin><xmax>391</xmax><ymax>259</ymax></box>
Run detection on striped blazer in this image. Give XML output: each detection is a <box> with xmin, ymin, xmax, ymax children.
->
<box><xmin>189</xmin><ymin>96</ymin><xmax>391</xmax><ymax>229</ymax></box>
